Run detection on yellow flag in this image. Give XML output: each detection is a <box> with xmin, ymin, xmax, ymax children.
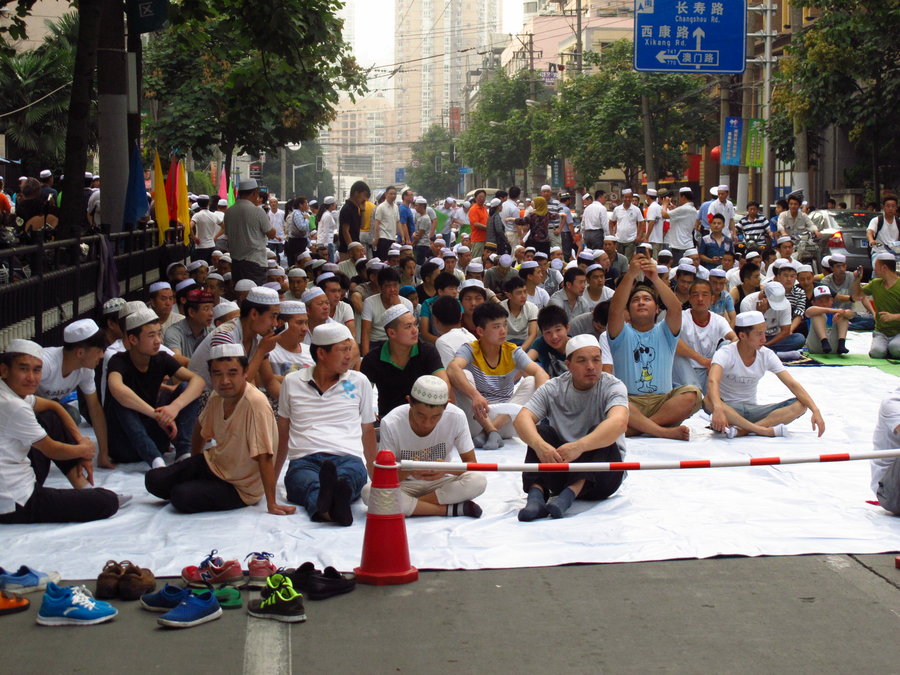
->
<box><xmin>153</xmin><ymin>151</ymin><xmax>169</xmax><ymax>245</ymax></box>
<box><xmin>177</xmin><ymin>161</ymin><xmax>190</xmax><ymax>245</ymax></box>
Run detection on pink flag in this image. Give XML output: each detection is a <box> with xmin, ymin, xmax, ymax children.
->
<box><xmin>218</xmin><ymin>167</ymin><xmax>228</xmax><ymax>200</ymax></box>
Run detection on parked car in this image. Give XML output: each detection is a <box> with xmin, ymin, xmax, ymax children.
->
<box><xmin>809</xmin><ymin>209</ymin><xmax>873</xmax><ymax>274</ymax></box>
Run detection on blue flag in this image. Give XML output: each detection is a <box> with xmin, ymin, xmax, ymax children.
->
<box><xmin>123</xmin><ymin>142</ymin><xmax>150</xmax><ymax>224</ymax></box>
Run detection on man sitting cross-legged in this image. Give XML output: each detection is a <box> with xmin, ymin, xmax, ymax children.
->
<box><xmin>361</xmin><ymin>375</ymin><xmax>486</xmax><ymax>518</ymax></box>
<box><xmin>704</xmin><ymin>310</ymin><xmax>825</xmax><ymax>438</ymax></box>
<box><xmin>145</xmin><ymin>344</ymin><xmax>294</xmax><ymax>515</ymax></box>
<box><xmin>514</xmin><ymin>335</ymin><xmax>629</xmax><ymax>521</ymax></box>
<box><xmin>607</xmin><ymin>255</ymin><xmax>702</xmax><ymax>440</ymax></box>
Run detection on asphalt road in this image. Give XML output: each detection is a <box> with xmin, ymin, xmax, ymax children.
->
<box><xmin>4</xmin><ymin>553</ymin><xmax>900</xmax><ymax>673</ymax></box>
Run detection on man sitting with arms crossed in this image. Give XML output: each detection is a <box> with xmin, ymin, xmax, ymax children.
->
<box><xmin>514</xmin><ymin>335</ymin><xmax>629</xmax><ymax>521</ymax></box>
<box><xmin>276</xmin><ymin>324</ymin><xmax>376</xmax><ymax>526</ymax></box>
<box><xmin>145</xmin><ymin>344</ymin><xmax>294</xmax><ymax>515</ymax></box>
<box><xmin>672</xmin><ymin>279</ymin><xmax>737</xmax><ymax>393</ymax></box>
<box><xmin>705</xmin><ymin>310</ymin><xmax>825</xmax><ymax>438</ymax></box>
<box><xmin>0</xmin><ymin>339</ymin><xmax>119</xmax><ymax>524</ymax></box>
<box><xmin>608</xmin><ymin>256</ymin><xmax>702</xmax><ymax>441</ymax></box>
<box><xmin>362</xmin><ymin>375</ymin><xmax>486</xmax><ymax>518</ymax></box>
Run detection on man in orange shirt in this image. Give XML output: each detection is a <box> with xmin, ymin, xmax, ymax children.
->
<box><xmin>468</xmin><ymin>190</ymin><xmax>489</xmax><ymax>259</ymax></box>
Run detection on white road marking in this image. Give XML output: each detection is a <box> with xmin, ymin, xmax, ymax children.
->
<box><xmin>243</xmin><ymin>602</ymin><xmax>291</xmax><ymax>675</ymax></box>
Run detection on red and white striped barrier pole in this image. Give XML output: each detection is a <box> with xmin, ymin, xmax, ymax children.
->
<box><xmin>400</xmin><ymin>449</ymin><xmax>900</xmax><ymax>474</ymax></box>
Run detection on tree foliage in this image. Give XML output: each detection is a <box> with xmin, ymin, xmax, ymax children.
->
<box><xmin>405</xmin><ymin>125</ymin><xmax>462</xmax><ymax>199</ymax></box>
<box><xmin>531</xmin><ymin>40</ymin><xmax>717</xmax><ymax>186</ymax></box>
<box><xmin>259</xmin><ymin>142</ymin><xmax>335</xmax><ymax>201</ymax></box>
<box><xmin>769</xmin><ymin>0</ymin><xmax>900</xmax><ymax>193</ymax></box>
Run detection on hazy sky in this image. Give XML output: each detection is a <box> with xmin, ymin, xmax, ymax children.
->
<box><xmin>350</xmin><ymin>0</ymin><xmax>523</xmax><ymax>69</ymax></box>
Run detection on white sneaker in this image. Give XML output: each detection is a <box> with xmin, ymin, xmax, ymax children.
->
<box><xmin>724</xmin><ymin>425</ymin><xmax>738</xmax><ymax>439</ymax></box>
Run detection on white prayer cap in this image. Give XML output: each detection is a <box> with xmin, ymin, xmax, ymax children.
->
<box><xmin>489</xmin><ymin>198</ymin><xmax>501</xmax><ymax>208</ymax></box>
<box><xmin>212</xmin><ymin>301</ymin><xmax>239</xmax><ymax>321</ymax></box>
<box><xmin>381</xmin><ymin>304</ymin><xmax>412</xmax><ymax>328</ymax></box>
<box><xmin>434</xmin><ymin>238</ymin><xmax>446</xmax><ymax>246</ymax></box>
<box><xmin>316</xmin><ymin>272</ymin><xmax>336</xmax><ymax>283</ymax></box>
<box><xmin>679</xmin><ymin>186</ymin><xmax>692</xmax><ymax>194</ymax></box>
<box><xmin>586</xmin><ymin>264</ymin><xmax>603</xmax><ymax>275</ymax></box>
<box><xmin>776</xmin><ymin>236</ymin><xmax>792</xmax><ymax>245</ymax></box>
<box><xmin>267</xmin><ymin>266</ymin><xmax>286</xmax><ymax>277</ymax></box>
<box><xmin>84</xmin><ymin>171</ymin><xmax>94</xmax><ymax>179</ymax></box>
<box><xmin>311</xmin><ymin>322</ymin><xmax>353</xmax><ymax>346</ymax></box>
<box><xmin>279</xmin><ymin>301</ymin><xmax>307</xmax><ymax>315</ymax></box>
<box><xmin>456</xmin><ymin>246</ymin><xmax>471</xmax><ymax>254</ymax></box>
<box><xmin>763</xmin><ymin>281</ymin><xmax>789</xmax><ymax>311</ymax></box>
<box><xmin>565</xmin><ymin>260</ymin><xmax>578</xmax><ymax>270</ymax></box>
<box><xmin>430</xmin><ymin>257</ymin><xmax>445</xmax><ymax>269</ymax></box>
<box><xmin>387</xmin><ymin>249</ymin><xmax>401</xmax><ymax>257</ymax></box>
<box><xmin>684</xmin><ymin>248</ymin><xmax>698</xmax><ymax>256</ymax></box>
<box><xmin>102</xmin><ymin>297</ymin><xmax>127</xmax><ymax>315</ymax></box>
<box><xmin>218</xmin><ymin>199</ymin><xmax>228</xmax><ymax>207</ymax></box>
<box><xmin>64</xmin><ymin>319</ymin><xmax>100</xmax><ymax>343</ymax></box>
<box><xmin>211</xmin><ymin>250</ymin><xmax>223</xmax><ymax>259</ymax></box>
<box><xmin>499</xmin><ymin>254</ymin><xmax>513</xmax><ymax>267</ymax></box>
<box><xmin>514</xmin><ymin>245</ymin><xmax>524</xmax><ymax>252</ymax></box>
<box><xmin>813</xmin><ymin>285</ymin><xmax>832</xmax><ymax>298</ymax></box>
<box><xmin>246</xmin><ymin>286</ymin><xmax>280</xmax><ymax>305</ymax></box>
<box><xmin>125</xmin><ymin>307</ymin><xmax>160</xmax><ymax>332</ymax></box>
<box><xmin>716</xmin><ymin>184</ymin><xmax>730</xmax><ymax>192</ymax></box>
<box><xmin>709</xmin><ymin>268</ymin><xmax>727</xmax><ymax>278</ymax></box>
<box><xmin>658</xmin><ymin>249</ymin><xmax>673</xmax><ymax>258</ymax></box>
<box><xmin>301</xmin><ymin>287</ymin><xmax>326</xmax><ymax>303</ymax></box>
<box><xmin>773</xmin><ymin>258</ymin><xmax>793</xmax><ymax>270</ymax></box>
<box><xmin>288</xmin><ymin>268</ymin><xmax>307</xmax><ymax>278</ymax></box>
<box><xmin>234</xmin><ymin>279</ymin><xmax>256</xmax><ymax>292</ymax></box>
<box><xmin>676</xmin><ymin>263</ymin><xmax>697</xmax><ymax>274</ymax></box>
<box><xmin>735</xmin><ymin>310</ymin><xmax>765</xmax><ymax>327</ymax></box>
<box><xmin>119</xmin><ymin>300</ymin><xmax>146</xmax><ymax>319</ymax></box>
<box><xmin>797</xmin><ymin>264</ymin><xmax>813</xmax><ymax>274</ymax></box>
<box><xmin>745</xmin><ymin>251</ymin><xmax>761</xmax><ymax>260</ymax></box>
<box><xmin>209</xmin><ymin>343</ymin><xmax>245</xmax><ymax>359</ymax></box>
<box><xmin>444</xmin><ymin>196</ymin><xmax>455</xmax><ymax>203</ymax></box>
<box><xmin>323</xmin><ymin>196</ymin><xmax>336</xmax><ymax>205</ymax></box>
<box><xmin>534</xmin><ymin>252</ymin><xmax>548</xmax><ymax>260</ymax></box>
<box><xmin>709</xmin><ymin>187</ymin><xmax>719</xmax><ymax>196</ymax></box>
<box><xmin>267</xmin><ymin>259</ymin><xmax>278</xmax><ymax>268</ymax></box>
<box><xmin>578</xmin><ymin>250</ymin><xmax>595</xmax><ymax>261</ymax></box>
<box><xmin>223</xmin><ymin>273</ymin><xmax>232</xmax><ymax>281</ymax></box>
<box><xmin>219</xmin><ymin>255</ymin><xmax>232</xmax><ymax>263</ymax></box>
<box><xmin>262</xmin><ymin>281</ymin><xmax>282</xmax><ymax>292</ymax></box>
<box><xmin>621</xmin><ymin>189</ymin><xmax>633</xmax><ymax>195</ymax></box>
<box><xmin>266</xmin><ymin>249</ymin><xmax>277</xmax><ymax>259</ymax></box>
<box><xmin>442</xmin><ymin>249</ymin><xmax>457</xmax><ymax>259</ymax></box>
<box><xmin>520</xmin><ymin>260</ymin><xmax>539</xmax><ymax>270</ymax></box>
<box><xmin>603</xmin><ymin>235</ymin><xmax>617</xmax><ymax>242</ymax></box>
<box><xmin>550</xmin><ymin>259</ymin><xmax>564</xmax><ymax>270</ymax></box>
<box><xmin>540</xmin><ymin>184</ymin><xmax>552</xmax><ymax>192</ymax></box>
<box><xmin>39</xmin><ymin>169</ymin><xmax>52</xmax><ymax>179</ymax></box>
<box><xmin>524</xmin><ymin>246</ymin><xmax>536</xmax><ymax>254</ymax></box>
<box><xmin>186</xmin><ymin>260</ymin><xmax>207</xmax><ymax>271</ymax></box>
<box><xmin>638</xmin><ymin>243</ymin><xmax>653</xmax><ymax>251</ymax></box>
<box><xmin>348</xmin><ymin>241</ymin><xmax>364</xmax><ymax>251</ymax></box>
<box><xmin>550</xmin><ymin>246</ymin><xmax>562</xmax><ymax>253</ymax></box>
<box><xmin>875</xmin><ymin>252</ymin><xmax>897</xmax><ymax>262</ymax></box>
<box><xmin>414</xmin><ymin>196</ymin><xmax>427</xmax><ymax>205</ymax></box>
<box><xmin>646</xmin><ymin>188</ymin><xmax>657</xmax><ymax>197</ymax></box>
<box><xmin>466</xmin><ymin>262</ymin><xmax>484</xmax><ymax>274</ymax></box>
<box><xmin>175</xmin><ymin>279</ymin><xmax>197</xmax><ymax>293</ymax></box>
<box><xmin>5</xmin><ymin>339</ymin><xmax>43</xmax><ymax>360</ymax></box>
<box><xmin>197</xmin><ymin>194</ymin><xmax>209</xmax><ymax>201</ymax></box>
<box><xmin>828</xmin><ymin>253</ymin><xmax>845</xmax><ymax>264</ymax></box>
<box><xmin>206</xmin><ymin>273</ymin><xmax>225</xmax><ymax>283</ymax></box>
<box><xmin>410</xmin><ymin>374</ymin><xmax>449</xmax><ymax>406</ymax></box>
<box><xmin>565</xmin><ymin>334</ymin><xmax>601</xmax><ymax>358</ymax></box>
<box><xmin>322</xmin><ymin>263</ymin><xmax>339</xmax><ymax>272</ymax></box>
<box><xmin>656</xmin><ymin>265</ymin><xmax>669</xmax><ymax>275</ymax></box>
<box><xmin>166</xmin><ymin>262</ymin><xmax>186</xmax><ymax>275</ymax></box>
<box><xmin>309</xmin><ymin>259</ymin><xmax>326</xmax><ymax>270</ymax></box>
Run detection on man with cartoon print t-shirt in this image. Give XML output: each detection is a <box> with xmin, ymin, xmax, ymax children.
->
<box><xmin>607</xmin><ymin>255</ymin><xmax>703</xmax><ymax>441</ymax></box>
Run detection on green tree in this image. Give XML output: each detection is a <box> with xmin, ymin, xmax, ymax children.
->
<box><xmin>768</xmin><ymin>0</ymin><xmax>900</xmax><ymax>197</ymax></box>
<box><xmin>405</xmin><ymin>125</ymin><xmax>461</xmax><ymax>199</ymax></box>
<box><xmin>531</xmin><ymin>40</ymin><xmax>717</xmax><ymax>186</ymax></box>
<box><xmin>457</xmin><ymin>71</ymin><xmax>537</xmax><ymax>185</ymax></box>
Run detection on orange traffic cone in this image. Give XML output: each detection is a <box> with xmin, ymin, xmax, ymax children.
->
<box><xmin>355</xmin><ymin>449</ymin><xmax>419</xmax><ymax>585</ymax></box>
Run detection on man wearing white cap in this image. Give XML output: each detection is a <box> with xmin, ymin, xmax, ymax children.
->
<box><xmin>0</xmin><ymin>340</ymin><xmax>119</xmax><ymax>524</ymax></box>
<box><xmin>609</xmin><ymin>189</ymin><xmax>645</xmax><ymax>261</ymax></box>
<box><xmin>708</xmin><ymin>184</ymin><xmax>737</xmax><ymax>240</ymax></box>
<box><xmin>514</xmin><ymin>334</ymin><xmax>628</xmax><ymax>521</ymax></box>
<box><xmin>661</xmin><ymin>188</ymin><xmax>698</xmax><ymax>261</ymax></box>
<box><xmin>581</xmin><ymin>189</ymin><xmax>610</xmax><ymax>250</ymax></box>
<box><xmin>105</xmin><ymin>308</ymin><xmax>205</xmax><ymax>469</ymax></box>
<box><xmin>301</xmin><ymin>286</ymin><xmax>337</xmax><ymax>345</ymax></box>
<box><xmin>853</xmin><ymin>252</ymin><xmax>900</xmax><ymax>358</ymax></box>
<box><xmin>224</xmin><ymin>178</ymin><xmax>276</xmax><ymax>286</ymax></box>
<box><xmin>411</xmin><ymin>196</ymin><xmax>433</xmax><ymax>265</ymax></box>
<box><xmin>265</xmin><ymin>195</ymin><xmax>286</xmax><ymax>262</ymax></box>
<box><xmin>191</xmin><ymin>195</ymin><xmax>219</xmax><ymax>264</ymax></box>
<box><xmin>338</xmin><ymin>242</ymin><xmax>366</xmax><ymax>280</ymax></box>
<box><xmin>820</xmin><ymin>253</ymin><xmax>852</xmax><ymax>309</ymax></box>
<box><xmin>316</xmin><ymin>196</ymin><xmax>338</xmax><ymax>263</ymax></box>
<box><xmin>805</xmin><ymin>286</ymin><xmax>853</xmax><ymax>354</ymax></box>
<box><xmin>213</xmin><ymin>300</ymin><xmax>239</xmax><ymax>326</ymax></box>
<box><xmin>145</xmin><ymin>343</ymin><xmax>294</xmax><ymax>515</ymax></box>
<box><xmin>268</xmin><ymin>301</ymin><xmax>314</xmax><ymax>377</ymax></box>
<box><xmin>644</xmin><ymin>188</ymin><xmax>665</xmax><ymax>256</ymax></box>
<box><xmin>276</xmin><ymin>323</ymin><xmax>375</xmax><ymax>525</ymax></box>
<box><xmin>705</xmin><ymin>311</ymin><xmax>824</xmax><ymax>439</ymax></box>
<box><xmin>484</xmin><ymin>253</ymin><xmax>517</xmax><ymax>295</ymax></box>
<box><xmin>37</xmin><ymin>319</ymin><xmax>113</xmax><ymax>470</ymax></box>
<box><xmin>360</xmin><ymin>267</ymin><xmax>414</xmax><ymax>355</ymax></box>
<box><xmin>502</xmin><ymin>186</ymin><xmax>524</xmax><ymax>250</ymax></box>
<box><xmin>361</xmin><ymin>304</ymin><xmax>447</xmax><ymax>418</ymax></box>
<box><xmin>362</xmin><ymin>375</ymin><xmax>486</xmax><ymax>518</ymax></box>
<box><xmin>739</xmin><ymin>281</ymin><xmax>807</xmax><ymax>356</ymax></box>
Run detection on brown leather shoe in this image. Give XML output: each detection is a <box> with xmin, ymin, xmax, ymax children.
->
<box><xmin>119</xmin><ymin>562</ymin><xmax>156</xmax><ymax>601</ymax></box>
<box><xmin>95</xmin><ymin>560</ymin><xmax>124</xmax><ymax>599</ymax></box>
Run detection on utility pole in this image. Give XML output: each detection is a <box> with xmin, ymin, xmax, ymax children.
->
<box><xmin>575</xmin><ymin>0</ymin><xmax>583</xmax><ymax>73</ymax></box>
<box><xmin>789</xmin><ymin>4</ymin><xmax>809</xmax><ymax>200</ymax></box>
<box><xmin>280</xmin><ymin>149</ymin><xmax>287</xmax><ymax>200</ymax></box>
<box><xmin>718</xmin><ymin>75</ymin><xmax>731</xmax><ymax>190</ymax></box>
<box><xmin>641</xmin><ymin>89</ymin><xmax>655</xmax><ymax>191</ymax></box>
<box><xmin>748</xmin><ymin>2</ymin><xmax>776</xmax><ymax>217</ymax></box>
<box><xmin>736</xmin><ymin>35</ymin><xmax>755</xmax><ymax>208</ymax></box>
<box><xmin>96</xmin><ymin>0</ymin><xmax>128</xmax><ymax>233</ymax></box>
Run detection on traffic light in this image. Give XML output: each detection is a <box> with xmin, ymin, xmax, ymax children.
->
<box><xmin>315</xmin><ymin>156</ymin><xmax>323</xmax><ymax>172</ymax></box>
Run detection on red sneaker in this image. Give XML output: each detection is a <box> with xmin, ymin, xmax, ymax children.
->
<box><xmin>245</xmin><ymin>552</ymin><xmax>277</xmax><ymax>588</ymax></box>
<box><xmin>181</xmin><ymin>550</ymin><xmax>243</xmax><ymax>587</ymax></box>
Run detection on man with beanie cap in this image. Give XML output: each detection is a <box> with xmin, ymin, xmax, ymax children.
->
<box><xmin>145</xmin><ymin>343</ymin><xmax>294</xmax><ymax>515</ymax></box>
<box><xmin>106</xmin><ymin>308</ymin><xmax>205</xmax><ymax>469</ymax></box>
<box><xmin>361</xmin><ymin>375</ymin><xmax>486</xmax><ymax>518</ymax></box>
<box><xmin>704</xmin><ymin>311</ymin><xmax>824</xmax><ymax>438</ymax></box>
<box><xmin>514</xmin><ymin>335</ymin><xmax>628</xmax><ymax>521</ymax></box>
<box><xmin>0</xmin><ymin>340</ymin><xmax>119</xmax><ymax>523</ymax></box>
<box><xmin>484</xmin><ymin>253</ymin><xmax>517</xmax><ymax>294</ymax></box>
<box><xmin>276</xmin><ymin>323</ymin><xmax>376</xmax><ymax>526</ymax></box>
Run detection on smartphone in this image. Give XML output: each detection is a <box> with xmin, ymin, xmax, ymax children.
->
<box><xmin>273</xmin><ymin>324</ymin><xmax>287</xmax><ymax>336</ymax></box>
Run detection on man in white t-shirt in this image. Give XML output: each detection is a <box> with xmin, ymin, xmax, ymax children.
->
<box><xmin>502</xmin><ymin>186</ymin><xmax>524</xmax><ymax>250</ymax></box>
<box><xmin>374</xmin><ymin>187</ymin><xmax>408</xmax><ymax>260</ymax></box>
<box><xmin>870</xmin><ymin>386</ymin><xmax>900</xmax><ymax>513</ymax></box>
<box><xmin>580</xmin><ymin>190</ymin><xmax>609</xmax><ymax>250</ymax></box>
<box><xmin>866</xmin><ymin>195</ymin><xmax>899</xmax><ymax>257</ymax></box>
<box><xmin>704</xmin><ymin>310</ymin><xmax>825</xmax><ymax>438</ymax></box>
<box><xmin>662</xmin><ymin>188</ymin><xmax>698</xmax><ymax>261</ymax></box>
<box><xmin>276</xmin><ymin>323</ymin><xmax>376</xmax><ymax>526</ymax></box>
<box><xmin>707</xmin><ymin>185</ymin><xmax>737</xmax><ymax>240</ymax></box>
<box><xmin>190</xmin><ymin>196</ymin><xmax>220</xmax><ymax>264</ymax></box>
<box><xmin>431</xmin><ymin>296</ymin><xmax>477</xmax><ymax>368</ymax></box>
<box><xmin>672</xmin><ymin>279</ymin><xmax>737</xmax><ymax>393</ymax></box>
<box><xmin>361</xmin><ymin>376</ymin><xmax>486</xmax><ymax>518</ymax></box>
<box><xmin>739</xmin><ymin>281</ymin><xmax>807</xmax><ymax>355</ymax></box>
<box><xmin>0</xmin><ymin>340</ymin><xmax>119</xmax><ymax>524</ymax></box>
<box><xmin>644</xmin><ymin>189</ymin><xmax>665</xmax><ymax>256</ymax></box>
<box><xmin>609</xmin><ymin>189</ymin><xmax>645</xmax><ymax>261</ymax></box>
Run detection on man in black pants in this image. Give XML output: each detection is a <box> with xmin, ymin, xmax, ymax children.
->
<box><xmin>513</xmin><ymin>334</ymin><xmax>629</xmax><ymax>521</ymax></box>
<box><xmin>145</xmin><ymin>344</ymin><xmax>294</xmax><ymax>514</ymax></box>
<box><xmin>0</xmin><ymin>339</ymin><xmax>119</xmax><ymax>524</ymax></box>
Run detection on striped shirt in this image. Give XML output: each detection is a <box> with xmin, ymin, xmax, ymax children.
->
<box><xmin>738</xmin><ymin>215</ymin><xmax>769</xmax><ymax>245</ymax></box>
<box><xmin>455</xmin><ymin>341</ymin><xmax>532</xmax><ymax>403</ymax></box>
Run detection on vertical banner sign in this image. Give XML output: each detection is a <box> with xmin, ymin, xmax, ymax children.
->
<box><xmin>721</xmin><ymin>116</ymin><xmax>744</xmax><ymax>166</ymax></box>
<box><xmin>551</xmin><ymin>158</ymin><xmax>563</xmax><ymax>188</ymax></box>
<box><xmin>563</xmin><ymin>158</ymin><xmax>575</xmax><ymax>188</ymax></box>
<box><xmin>449</xmin><ymin>108</ymin><xmax>461</xmax><ymax>135</ymax></box>
<box><xmin>743</xmin><ymin>118</ymin><xmax>765</xmax><ymax>168</ymax></box>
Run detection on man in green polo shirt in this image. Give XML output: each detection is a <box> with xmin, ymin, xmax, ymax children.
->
<box><xmin>361</xmin><ymin>304</ymin><xmax>449</xmax><ymax>418</ymax></box>
<box><xmin>854</xmin><ymin>252</ymin><xmax>900</xmax><ymax>358</ymax></box>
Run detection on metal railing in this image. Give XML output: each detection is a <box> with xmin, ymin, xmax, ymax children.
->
<box><xmin>0</xmin><ymin>226</ymin><xmax>188</xmax><ymax>349</ymax></box>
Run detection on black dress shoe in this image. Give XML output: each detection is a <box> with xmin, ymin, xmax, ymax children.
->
<box><xmin>291</xmin><ymin>564</ymin><xmax>356</xmax><ymax>600</ymax></box>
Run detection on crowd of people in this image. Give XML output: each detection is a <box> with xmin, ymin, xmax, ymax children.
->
<box><xmin>2</xmin><ymin>176</ymin><xmax>900</xmax><ymax>529</ymax></box>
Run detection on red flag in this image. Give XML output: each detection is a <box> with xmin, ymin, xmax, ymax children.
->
<box><xmin>166</xmin><ymin>157</ymin><xmax>179</xmax><ymax>224</ymax></box>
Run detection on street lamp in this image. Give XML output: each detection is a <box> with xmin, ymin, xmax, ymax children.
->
<box><xmin>292</xmin><ymin>162</ymin><xmax>314</xmax><ymax>195</ymax></box>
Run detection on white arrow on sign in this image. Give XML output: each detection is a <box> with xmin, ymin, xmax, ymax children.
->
<box><xmin>656</xmin><ymin>50</ymin><xmax>678</xmax><ymax>63</ymax></box>
<box><xmin>693</xmin><ymin>27</ymin><xmax>706</xmax><ymax>51</ymax></box>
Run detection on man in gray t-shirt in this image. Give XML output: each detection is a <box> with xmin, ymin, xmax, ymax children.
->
<box><xmin>224</xmin><ymin>179</ymin><xmax>275</xmax><ymax>285</ymax></box>
<box><xmin>513</xmin><ymin>335</ymin><xmax>629</xmax><ymax>521</ymax></box>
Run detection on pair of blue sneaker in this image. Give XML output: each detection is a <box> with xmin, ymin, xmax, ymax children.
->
<box><xmin>36</xmin><ymin>583</ymin><xmax>118</xmax><ymax>626</ymax></box>
<box><xmin>0</xmin><ymin>566</ymin><xmax>61</xmax><ymax>594</ymax></box>
<box><xmin>141</xmin><ymin>584</ymin><xmax>222</xmax><ymax>628</ymax></box>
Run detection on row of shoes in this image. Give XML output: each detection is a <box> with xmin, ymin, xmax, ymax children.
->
<box><xmin>181</xmin><ymin>551</ymin><xmax>277</xmax><ymax>589</ymax></box>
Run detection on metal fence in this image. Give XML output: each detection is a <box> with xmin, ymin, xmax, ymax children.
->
<box><xmin>0</xmin><ymin>227</ymin><xmax>188</xmax><ymax>349</ymax></box>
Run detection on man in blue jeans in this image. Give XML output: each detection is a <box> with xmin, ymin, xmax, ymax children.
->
<box><xmin>276</xmin><ymin>323</ymin><xmax>376</xmax><ymax>526</ymax></box>
<box><xmin>105</xmin><ymin>308</ymin><xmax>204</xmax><ymax>469</ymax></box>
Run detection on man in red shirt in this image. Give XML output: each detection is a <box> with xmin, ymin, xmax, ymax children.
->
<box><xmin>468</xmin><ymin>190</ymin><xmax>489</xmax><ymax>259</ymax></box>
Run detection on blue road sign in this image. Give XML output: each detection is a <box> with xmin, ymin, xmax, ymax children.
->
<box><xmin>395</xmin><ymin>167</ymin><xmax>406</xmax><ymax>183</ymax></box>
<box><xmin>458</xmin><ymin>167</ymin><xmax>473</xmax><ymax>175</ymax></box>
<box><xmin>634</xmin><ymin>0</ymin><xmax>747</xmax><ymax>74</ymax></box>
